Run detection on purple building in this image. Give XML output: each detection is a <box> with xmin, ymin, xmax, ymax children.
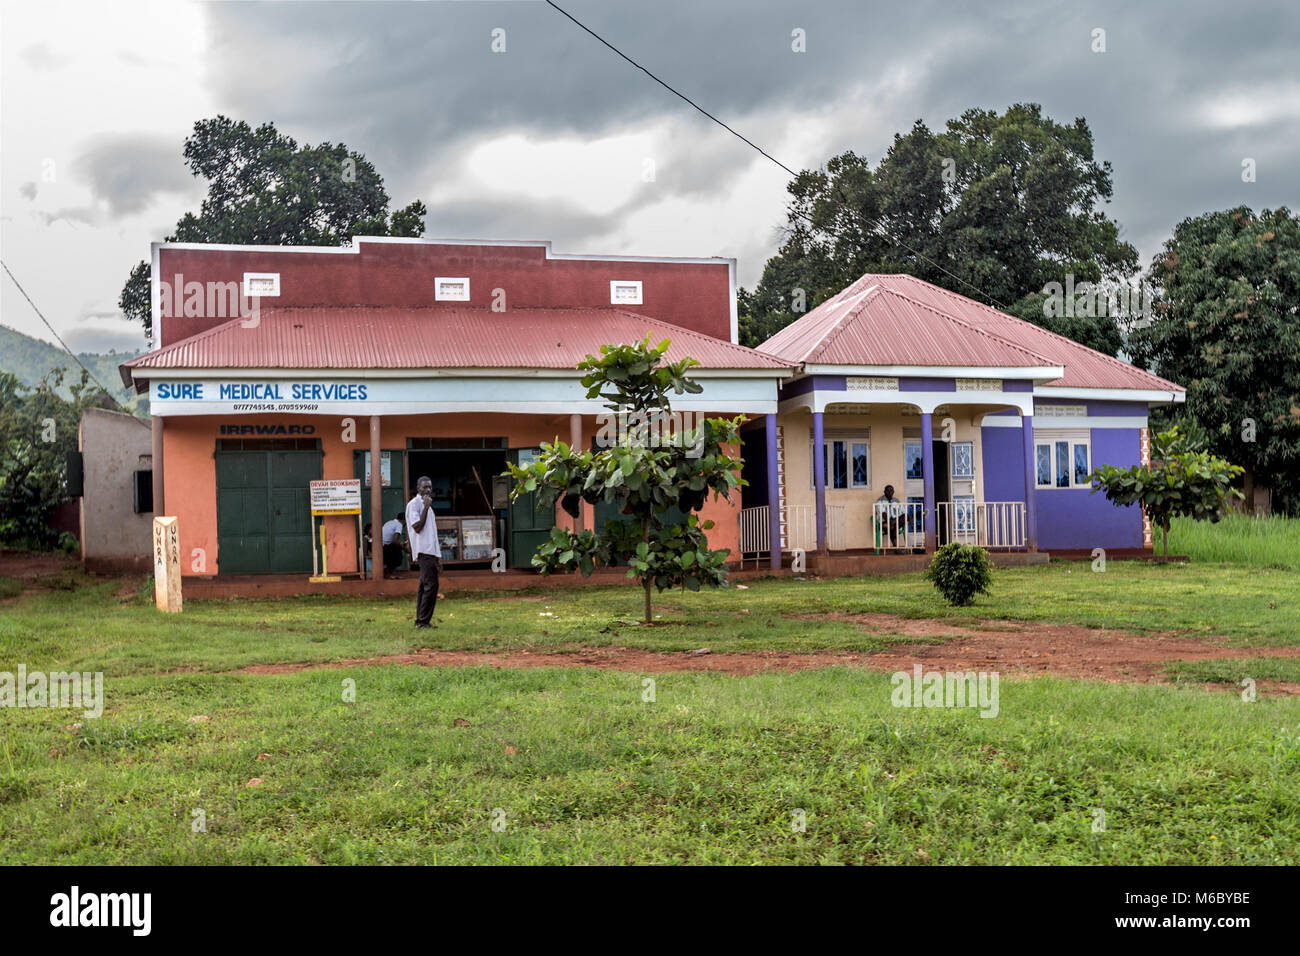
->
<box><xmin>740</xmin><ymin>273</ymin><xmax>1184</xmax><ymax>565</ymax></box>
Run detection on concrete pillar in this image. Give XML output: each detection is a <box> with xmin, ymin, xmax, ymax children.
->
<box><xmin>812</xmin><ymin>410</ymin><xmax>827</xmax><ymax>552</ymax></box>
<box><xmin>1021</xmin><ymin>414</ymin><xmax>1039</xmax><ymax>551</ymax></box>
<box><xmin>765</xmin><ymin>413</ymin><xmax>781</xmax><ymax>570</ymax></box>
<box><xmin>921</xmin><ymin>412</ymin><xmax>936</xmax><ymax>552</ymax></box>
<box><xmin>370</xmin><ymin>416</ymin><xmax>383</xmax><ymax>581</ymax></box>
<box><xmin>570</xmin><ymin>413</ymin><xmax>584</xmax><ymax>533</ymax></box>
<box><xmin>151</xmin><ymin>415</ymin><xmax>164</xmax><ymax>515</ymax></box>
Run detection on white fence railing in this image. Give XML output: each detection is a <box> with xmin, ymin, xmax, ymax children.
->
<box><xmin>740</xmin><ymin>504</ymin><xmax>841</xmax><ymax>554</ymax></box>
<box><xmin>741</xmin><ymin>500</ymin><xmax>1027</xmax><ymax>555</ymax></box>
<box><xmin>871</xmin><ymin>500</ymin><xmax>926</xmax><ymax>552</ymax></box>
<box><xmin>740</xmin><ymin>505</ymin><xmax>770</xmax><ymax>556</ymax></box>
<box><xmin>933</xmin><ymin>501</ymin><xmax>1025</xmax><ymax>549</ymax></box>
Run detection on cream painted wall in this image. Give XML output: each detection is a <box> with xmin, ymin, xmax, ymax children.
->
<box><xmin>780</xmin><ymin>406</ymin><xmax>991</xmax><ymax>550</ymax></box>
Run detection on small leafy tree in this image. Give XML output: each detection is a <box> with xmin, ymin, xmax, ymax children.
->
<box><xmin>506</xmin><ymin>337</ymin><xmax>744</xmax><ymax>624</ymax></box>
<box><xmin>1090</xmin><ymin>426</ymin><xmax>1244</xmax><ymax>556</ymax></box>
<box><xmin>925</xmin><ymin>542</ymin><xmax>993</xmax><ymax>606</ymax></box>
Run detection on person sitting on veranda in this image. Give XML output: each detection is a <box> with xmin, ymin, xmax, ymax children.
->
<box><xmin>875</xmin><ymin>484</ymin><xmax>905</xmax><ymax>548</ymax></box>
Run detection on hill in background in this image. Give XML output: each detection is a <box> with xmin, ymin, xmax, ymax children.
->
<box><xmin>0</xmin><ymin>324</ymin><xmax>149</xmax><ymax>415</ymax></box>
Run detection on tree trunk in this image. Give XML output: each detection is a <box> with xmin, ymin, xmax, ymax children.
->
<box><xmin>642</xmin><ymin>517</ymin><xmax>652</xmax><ymax>625</ymax></box>
<box><xmin>1162</xmin><ymin>522</ymin><xmax>1169</xmax><ymax>557</ymax></box>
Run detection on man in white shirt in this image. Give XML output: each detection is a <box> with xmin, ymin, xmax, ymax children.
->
<box><xmin>381</xmin><ymin>514</ymin><xmax>406</xmax><ymax>575</ymax></box>
<box><xmin>406</xmin><ymin>476</ymin><xmax>443</xmax><ymax>628</ymax></box>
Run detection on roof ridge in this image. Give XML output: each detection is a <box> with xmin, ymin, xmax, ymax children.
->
<box><xmin>869</xmin><ymin>285</ymin><xmax>1060</xmax><ymax>367</ymax></box>
<box><xmin>886</xmin><ymin>274</ymin><xmax>1181</xmax><ymax>389</ymax></box>
<box><xmin>802</xmin><ymin>285</ymin><xmax>883</xmax><ymax>363</ymax></box>
<box><xmin>758</xmin><ymin>284</ymin><xmax>883</xmax><ymax>362</ymax></box>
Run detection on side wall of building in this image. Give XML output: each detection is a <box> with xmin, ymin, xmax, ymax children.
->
<box><xmin>79</xmin><ymin>408</ymin><xmax>154</xmax><ymax>573</ymax></box>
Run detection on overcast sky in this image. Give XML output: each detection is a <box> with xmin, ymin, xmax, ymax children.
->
<box><xmin>2</xmin><ymin>0</ymin><xmax>1297</xmax><ymax>355</ymax></box>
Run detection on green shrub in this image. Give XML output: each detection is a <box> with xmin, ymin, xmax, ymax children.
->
<box><xmin>925</xmin><ymin>542</ymin><xmax>992</xmax><ymax>606</ymax></box>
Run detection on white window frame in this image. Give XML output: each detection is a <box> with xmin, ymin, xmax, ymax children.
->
<box><xmin>435</xmin><ymin>277</ymin><xmax>471</xmax><ymax>302</ymax></box>
<box><xmin>1034</xmin><ymin>428</ymin><xmax>1091</xmax><ymax>489</ymax></box>
<box><xmin>242</xmin><ymin>272</ymin><xmax>280</xmax><ymax>297</ymax></box>
<box><xmin>610</xmin><ymin>280</ymin><xmax>643</xmax><ymax>305</ymax></box>
<box><xmin>810</xmin><ymin>430</ymin><xmax>870</xmax><ymax>490</ymax></box>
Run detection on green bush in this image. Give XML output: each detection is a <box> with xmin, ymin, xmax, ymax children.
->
<box><xmin>925</xmin><ymin>542</ymin><xmax>993</xmax><ymax>606</ymax></box>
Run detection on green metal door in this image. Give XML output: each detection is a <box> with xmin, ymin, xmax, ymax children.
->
<box><xmin>269</xmin><ymin>451</ymin><xmax>321</xmax><ymax>573</ymax></box>
<box><xmin>216</xmin><ymin>448</ymin><xmax>321</xmax><ymax>574</ymax></box>
<box><xmin>507</xmin><ymin>448</ymin><xmax>554</xmax><ymax>568</ymax></box>
<box><xmin>216</xmin><ymin>452</ymin><xmax>271</xmax><ymax>573</ymax></box>
<box><xmin>353</xmin><ymin>450</ymin><xmax>408</xmax><ymax>535</ymax></box>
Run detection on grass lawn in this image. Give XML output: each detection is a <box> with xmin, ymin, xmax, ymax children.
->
<box><xmin>1</xmin><ymin>540</ymin><xmax>1297</xmax><ymax>864</ymax></box>
<box><xmin>2</xmin><ymin>666</ymin><xmax>1297</xmax><ymax>864</ymax></box>
<box><xmin>2</xmin><ymin>559</ymin><xmax>1296</xmax><ymax>680</ymax></box>
<box><xmin>1168</xmin><ymin>514</ymin><xmax>1300</xmax><ymax>570</ymax></box>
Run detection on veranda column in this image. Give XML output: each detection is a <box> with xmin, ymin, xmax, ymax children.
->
<box><xmin>812</xmin><ymin>410</ymin><xmax>827</xmax><ymax>552</ymax></box>
<box><xmin>570</xmin><ymin>413</ymin><xmax>584</xmax><ymax>533</ymax></box>
<box><xmin>1021</xmin><ymin>414</ymin><xmax>1039</xmax><ymax>551</ymax></box>
<box><xmin>370</xmin><ymin>415</ymin><xmax>384</xmax><ymax>582</ymax></box>
<box><xmin>151</xmin><ymin>415</ymin><xmax>164</xmax><ymax>516</ymax></box>
<box><xmin>765</xmin><ymin>413</ymin><xmax>781</xmax><ymax>570</ymax></box>
<box><xmin>920</xmin><ymin>412</ymin><xmax>936</xmax><ymax>552</ymax></box>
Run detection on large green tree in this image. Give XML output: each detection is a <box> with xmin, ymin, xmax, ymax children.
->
<box><xmin>1128</xmin><ymin>206</ymin><xmax>1300</xmax><ymax>514</ymax></box>
<box><xmin>119</xmin><ymin>116</ymin><xmax>427</xmax><ymax>342</ymax></box>
<box><xmin>739</xmin><ymin>104</ymin><xmax>1138</xmax><ymax>354</ymax></box>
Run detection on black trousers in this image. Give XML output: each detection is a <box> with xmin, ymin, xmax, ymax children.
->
<box><xmin>415</xmin><ymin>556</ymin><xmax>440</xmax><ymax>625</ymax></box>
<box><xmin>383</xmin><ymin>542</ymin><xmax>403</xmax><ymax>572</ymax></box>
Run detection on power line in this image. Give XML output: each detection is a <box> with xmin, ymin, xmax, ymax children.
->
<box><xmin>543</xmin><ymin>0</ymin><xmax>1010</xmax><ymax>311</ymax></box>
<box><xmin>1</xmin><ymin>258</ymin><xmax>138</xmax><ymax>417</ymax></box>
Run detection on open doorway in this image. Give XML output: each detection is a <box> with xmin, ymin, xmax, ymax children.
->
<box><xmin>406</xmin><ymin>439</ymin><xmax>509</xmax><ymax>566</ymax></box>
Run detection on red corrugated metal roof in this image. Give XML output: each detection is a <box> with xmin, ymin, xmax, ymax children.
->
<box><xmin>123</xmin><ymin>307</ymin><xmax>794</xmax><ymax>380</ymax></box>
<box><xmin>760</xmin><ymin>273</ymin><xmax>1184</xmax><ymax>392</ymax></box>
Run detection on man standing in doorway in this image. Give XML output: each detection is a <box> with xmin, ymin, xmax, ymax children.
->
<box><xmin>406</xmin><ymin>476</ymin><xmax>442</xmax><ymax>628</ymax></box>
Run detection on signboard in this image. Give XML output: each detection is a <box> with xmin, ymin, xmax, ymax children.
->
<box><xmin>145</xmin><ymin>376</ymin><xmax>777</xmax><ymax>417</ymax></box>
<box><xmin>310</xmin><ymin>479</ymin><xmax>362</xmax><ymax>516</ymax></box>
<box><xmin>363</xmin><ymin>451</ymin><xmax>392</xmax><ymax>487</ymax></box>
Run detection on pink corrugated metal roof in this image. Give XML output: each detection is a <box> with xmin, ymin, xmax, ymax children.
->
<box><xmin>760</xmin><ymin>273</ymin><xmax>1183</xmax><ymax>392</ymax></box>
<box><xmin>123</xmin><ymin>307</ymin><xmax>793</xmax><ymax>379</ymax></box>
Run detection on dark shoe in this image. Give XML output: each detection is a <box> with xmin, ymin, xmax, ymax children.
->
<box><xmin>414</xmin><ymin>622</ymin><xmax>432</xmax><ymax>629</ymax></box>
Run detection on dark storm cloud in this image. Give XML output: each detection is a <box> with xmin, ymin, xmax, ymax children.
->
<box><xmin>194</xmin><ymin>0</ymin><xmax>1300</xmax><ymax>272</ymax></box>
<box><xmin>72</xmin><ymin>133</ymin><xmax>199</xmax><ymax>217</ymax></box>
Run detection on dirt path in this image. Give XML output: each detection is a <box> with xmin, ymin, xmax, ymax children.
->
<box><xmin>234</xmin><ymin>612</ymin><xmax>1300</xmax><ymax>693</ymax></box>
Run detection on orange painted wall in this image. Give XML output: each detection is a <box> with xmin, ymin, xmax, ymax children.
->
<box><xmin>162</xmin><ymin>413</ymin><xmax>747</xmax><ymax>577</ymax></box>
